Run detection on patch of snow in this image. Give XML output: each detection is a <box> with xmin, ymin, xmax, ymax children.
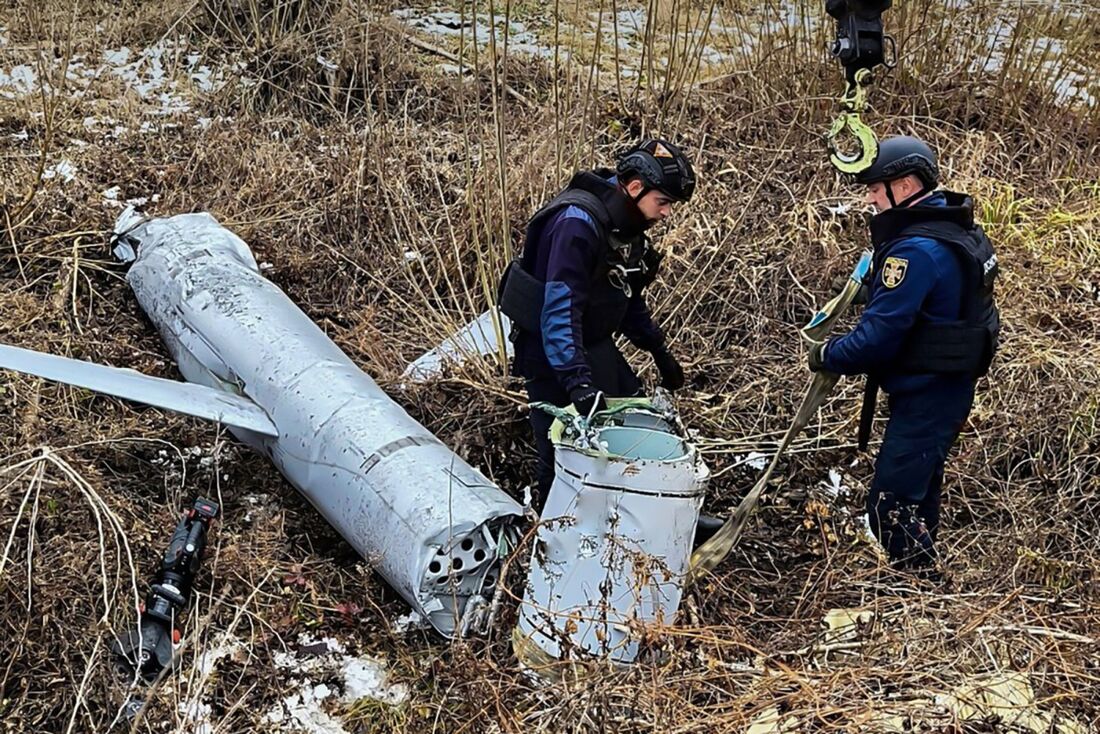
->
<box><xmin>43</xmin><ymin>160</ymin><xmax>77</xmax><ymax>183</ymax></box>
<box><xmin>242</xmin><ymin>492</ymin><xmax>272</xmax><ymax>523</ymax></box>
<box><xmin>152</xmin><ymin>90</ymin><xmax>191</xmax><ymax>115</ymax></box>
<box><xmin>10</xmin><ymin>128</ymin><xmax>28</xmax><ymax>141</ymax></box>
<box><xmin>316</xmin><ymin>55</ymin><xmax>338</xmax><ymax>72</ymax></box>
<box><xmin>736</xmin><ymin>451</ymin><xmax>768</xmax><ymax>471</ymax></box>
<box><xmin>54</xmin><ymin>40</ymin><xmax>239</xmax><ymax>115</ymax></box>
<box><xmin>393</xmin><ymin>8</ymin><xmax>550</xmax><ymax>57</ymax></box>
<box><xmin>266</xmin><ymin>683</ymin><xmax>345</xmax><ymax>734</ymax></box>
<box><xmin>103</xmin><ymin>47</ymin><xmax>131</xmax><ymax>66</ymax></box>
<box><xmin>342</xmin><ymin>657</ymin><xmax>407</xmax><ymax>705</ymax></box>
<box><xmin>700</xmin><ymin>47</ymin><xmax>735</xmax><ymax>65</ymax></box>
<box><xmin>0</xmin><ymin>64</ymin><xmax>38</xmax><ymax>98</ymax></box>
<box><xmin>1052</xmin><ymin>68</ymin><xmax>1096</xmax><ymax>107</ymax></box>
<box><xmin>266</xmin><ymin>634</ymin><xmax>407</xmax><ymax>733</ymax></box>
<box><xmin>102</xmin><ymin>187</ymin><xmax>158</xmax><ymax>209</ymax></box>
<box><xmin>391</xmin><ymin>611</ymin><xmax>429</xmax><ymax>634</ymax></box>
<box><xmin>589</xmin><ymin>8</ymin><xmax>647</xmax><ymax>50</ymax></box>
<box><xmin>179</xmin><ymin>700</ymin><xmax>214</xmax><ymax>734</ymax></box>
<box><xmin>820</xmin><ymin>468</ymin><xmax>848</xmax><ymax>500</ymax></box>
<box><xmin>191</xmin><ymin>66</ymin><xmax>221</xmax><ymax>93</ymax></box>
<box><xmin>179</xmin><ymin>635</ymin><xmax>246</xmax><ymax>734</ymax></box>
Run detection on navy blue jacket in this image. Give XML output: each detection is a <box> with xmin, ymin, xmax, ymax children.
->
<box><xmin>515</xmin><ymin>200</ymin><xmax>665</xmax><ymax>393</ymax></box>
<box><xmin>822</xmin><ymin>193</ymin><xmax>972</xmax><ymax>395</ymax></box>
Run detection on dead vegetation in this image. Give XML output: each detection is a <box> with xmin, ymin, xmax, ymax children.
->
<box><xmin>0</xmin><ymin>0</ymin><xmax>1098</xmax><ymax>731</ymax></box>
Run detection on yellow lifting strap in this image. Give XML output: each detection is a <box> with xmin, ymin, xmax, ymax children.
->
<box><xmin>686</xmin><ymin>250</ymin><xmax>874</xmax><ymax>585</ymax></box>
<box><xmin>825</xmin><ymin>68</ymin><xmax>879</xmax><ymax>175</ymax></box>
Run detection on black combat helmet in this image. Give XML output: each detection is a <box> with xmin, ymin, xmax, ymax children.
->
<box><xmin>616</xmin><ymin>139</ymin><xmax>696</xmax><ymax>202</ymax></box>
<box><xmin>855</xmin><ymin>135</ymin><xmax>940</xmax><ymax>188</ymax></box>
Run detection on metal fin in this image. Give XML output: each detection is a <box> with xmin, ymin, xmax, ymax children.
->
<box><xmin>0</xmin><ymin>344</ymin><xmax>279</xmax><ymax>437</ymax></box>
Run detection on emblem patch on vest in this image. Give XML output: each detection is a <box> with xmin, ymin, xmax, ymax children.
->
<box><xmin>882</xmin><ymin>257</ymin><xmax>908</xmax><ymax>289</ymax></box>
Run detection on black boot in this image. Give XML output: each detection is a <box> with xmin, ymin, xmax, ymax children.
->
<box><xmin>693</xmin><ymin>514</ymin><xmax>725</xmax><ymax>549</ymax></box>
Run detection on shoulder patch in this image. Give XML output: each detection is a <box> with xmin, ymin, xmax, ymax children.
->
<box><xmin>882</xmin><ymin>256</ymin><xmax>908</xmax><ymax>289</ymax></box>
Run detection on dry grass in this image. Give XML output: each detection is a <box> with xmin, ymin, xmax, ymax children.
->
<box><xmin>1</xmin><ymin>0</ymin><xmax>1098</xmax><ymax>731</ymax></box>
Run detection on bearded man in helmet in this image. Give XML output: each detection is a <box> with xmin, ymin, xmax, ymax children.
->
<box><xmin>809</xmin><ymin>135</ymin><xmax>1000</xmax><ymax>579</ymax></box>
<box><xmin>499</xmin><ymin>139</ymin><xmax>718</xmax><ymax>536</ymax></box>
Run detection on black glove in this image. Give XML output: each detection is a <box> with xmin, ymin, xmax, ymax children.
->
<box><xmin>652</xmin><ymin>347</ymin><xmax>685</xmax><ymax>391</ymax></box>
<box><xmin>570</xmin><ymin>385</ymin><xmax>606</xmax><ymax>418</ymax></box>
<box><xmin>831</xmin><ymin>273</ymin><xmax>870</xmax><ymax>305</ymax></box>
<box><xmin>808</xmin><ymin>341</ymin><xmax>828</xmax><ymax>372</ymax></box>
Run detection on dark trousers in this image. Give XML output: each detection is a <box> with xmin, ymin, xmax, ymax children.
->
<box><xmin>868</xmin><ymin>381</ymin><xmax>975</xmax><ymax>572</ymax></box>
<box><xmin>523</xmin><ymin>340</ymin><xmax>643</xmax><ymax>509</ymax></box>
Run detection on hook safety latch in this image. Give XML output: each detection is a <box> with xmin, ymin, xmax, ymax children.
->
<box><xmin>825</xmin><ymin>68</ymin><xmax>879</xmax><ymax>175</ymax></box>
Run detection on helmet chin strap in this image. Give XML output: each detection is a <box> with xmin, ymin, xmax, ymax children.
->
<box><xmin>624</xmin><ymin>185</ymin><xmax>664</xmax><ymax>229</ymax></box>
<box><xmin>611</xmin><ymin>182</ymin><xmax>652</xmax><ymax>234</ymax></box>
<box><xmin>624</xmin><ymin>181</ymin><xmax>650</xmax><ymax>203</ymax></box>
<box><xmin>885</xmin><ymin>179</ymin><xmax>932</xmax><ymax>209</ymax></box>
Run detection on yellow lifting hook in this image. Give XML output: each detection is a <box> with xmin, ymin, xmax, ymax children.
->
<box><xmin>826</xmin><ymin>68</ymin><xmax>879</xmax><ymax>175</ymax></box>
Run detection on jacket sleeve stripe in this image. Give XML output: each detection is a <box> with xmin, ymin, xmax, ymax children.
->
<box><xmin>541</xmin><ymin>281</ymin><xmax>578</xmax><ymax>369</ymax></box>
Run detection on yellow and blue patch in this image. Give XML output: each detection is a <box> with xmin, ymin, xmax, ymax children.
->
<box><xmin>882</xmin><ymin>256</ymin><xmax>909</xmax><ymax>288</ymax></box>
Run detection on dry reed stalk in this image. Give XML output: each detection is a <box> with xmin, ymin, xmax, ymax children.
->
<box><xmin>0</xmin><ymin>0</ymin><xmax>1096</xmax><ymax>730</ymax></box>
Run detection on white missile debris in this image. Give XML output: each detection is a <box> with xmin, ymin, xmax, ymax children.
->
<box><xmin>402</xmin><ymin>308</ymin><xmax>513</xmax><ymax>384</ymax></box>
<box><xmin>514</xmin><ymin>401</ymin><xmax>709</xmax><ymax>665</ymax></box>
<box><xmin>0</xmin><ymin>207</ymin><xmax>523</xmax><ymax>637</ymax></box>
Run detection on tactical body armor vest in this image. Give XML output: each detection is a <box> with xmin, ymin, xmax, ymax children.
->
<box><xmin>870</xmin><ymin>191</ymin><xmax>1000</xmax><ymax>377</ymax></box>
<box><xmin>856</xmin><ymin>191</ymin><xmax>1000</xmax><ymax>450</ymax></box>
<box><xmin>498</xmin><ymin>170</ymin><xmax>661</xmax><ymax>345</ymax></box>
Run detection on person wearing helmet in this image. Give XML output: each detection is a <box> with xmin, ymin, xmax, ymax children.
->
<box><xmin>498</xmin><ymin>139</ymin><xmax>708</xmax><ymax>517</ymax></box>
<box><xmin>808</xmin><ymin>135</ymin><xmax>1000</xmax><ymax>580</ymax></box>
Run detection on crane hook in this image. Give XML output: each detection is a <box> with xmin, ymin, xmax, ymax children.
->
<box><xmin>826</xmin><ymin>68</ymin><xmax>879</xmax><ymax>174</ymax></box>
